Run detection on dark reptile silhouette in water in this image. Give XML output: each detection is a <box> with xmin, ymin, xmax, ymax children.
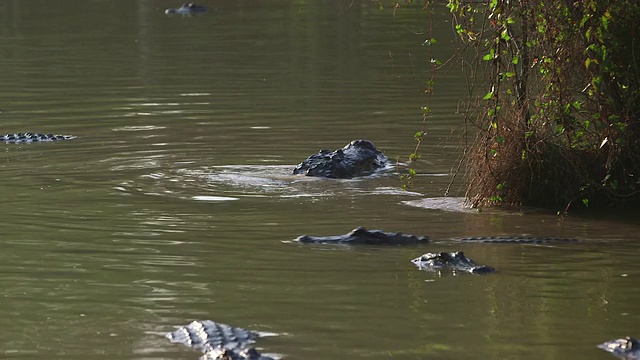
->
<box><xmin>293</xmin><ymin>139</ymin><xmax>389</xmax><ymax>179</ymax></box>
<box><xmin>294</xmin><ymin>227</ymin><xmax>580</xmax><ymax>274</ymax></box>
<box><xmin>294</xmin><ymin>227</ymin><xmax>579</xmax><ymax>246</ymax></box>
<box><xmin>0</xmin><ymin>132</ymin><xmax>75</xmax><ymax>144</ymax></box>
<box><xmin>164</xmin><ymin>233</ymin><xmax>621</xmax><ymax>360</ymax></box>
<box><xmin>295</xmin><ymin>226</ymin><xmax>429</xmax><ymax>245</ymax></box>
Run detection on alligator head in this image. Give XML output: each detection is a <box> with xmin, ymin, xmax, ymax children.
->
<box><xmin>295</xmin><ymin>227</ymin><xmax>429</xmax><ymax>245</ymax></box>
<box><xmin>411</xmin><ymin>251</ymin><xmax>495</xmax><ymax>274</ymax></box>
<box><xmin>293</xmin><ymin>139</ymin><xmax>389</xmax><ymax>179</ymax></box>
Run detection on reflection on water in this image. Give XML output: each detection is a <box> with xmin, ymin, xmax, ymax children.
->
<box><xmin>0</xmin><ymin>1</ymin><xmax>639</xmax><ymax>360</ymax></box>
<box><xmin>403</xmin><ymin>196</ymin><xmax>474</xmax><ymax>213</ymax></box>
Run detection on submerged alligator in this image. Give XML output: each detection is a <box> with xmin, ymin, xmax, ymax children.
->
<box><xmin>1</xmin><ymin>132</ymin><xmax>75</xmax><ymax>144</ymax></box>
<box><xmin>293</xmin><ymin>227</ymin><xmax>577</xmax><ymax>246</ymax></box>
<box><xmin>166</xmin><ymin>320</ymin><xmax>274</xmax><ymax>360</ymax></box>
<box><xmin>411</xmin><ymin>251</ymin><xmax>495</xmax><ymax>274</ymax></box>
<box><xmin>293</xmin><ymin>227</ymin><xmax>580</xmax><ymax>274</ymax></box>
<box><xmin>295</xmin><ymin>227</ymin><xmax>429</xmax><ymax>245</ymax></box>
<box><xmin>165</xmin><ymin>3</ymin><xmax>208</xmax><ymax>15</ymax></box>
<box><xmin>293</xmin><ymin>139</ymin><xmax>389</xmax><ymax>179</ymax></box>
<box><xmin>598</xmin><ymin>337</ymin><xmax>640</xmax><ymax>359</ymax></box>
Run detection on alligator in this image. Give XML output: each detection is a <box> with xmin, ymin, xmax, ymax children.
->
<box><xmin>411</xmin><ymin>251</ymin><xmax>495</xmax><ymax>274</ymax></box>
<box><xmin>165</xmin><ymin>3</ymin><xmax>208</xmax><ymax>15</ymax></box>
<box><xmin>598</xmin><ymin>337</ymin><xmax>640</xmax><ymax>359</ymax></box>
<box><xmin>293</xmin><ymin>139</ymin><xmax>389</xmax><ymax>179</ymax></box>
<box><xmin>166</xmin><ymin>320</ymin><xmax>274</xmax><ymax>360</ymax></box>
<box><xmin>293</xmin><ymin>228</ymin><xmax>582</xmax><ymax>274</ymax></box>
<box><xmin>294</xmin><ymin>227</ymin><xmax>429</xmax><ymax>245</ymax></box>
<box><xmin>293</xmin><ymin>228</ymin><xmax>576</xmax><ymax>246</ymax></box>
<box><xmin>1</xmin><ymin>132</ymin><xmax>75</xmax><ymax>144</ymax></box>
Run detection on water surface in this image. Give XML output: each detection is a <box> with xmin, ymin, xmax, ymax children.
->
<box><xmin>0</xmin><ymin>1</ymin><xmax>638</xmax><ymax>359</ymax></box>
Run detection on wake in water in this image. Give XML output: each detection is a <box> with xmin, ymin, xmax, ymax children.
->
<box><xmin>114</xmin><ymin>163</ymin><xmax>422</xmax><ymax>202</ymax></box>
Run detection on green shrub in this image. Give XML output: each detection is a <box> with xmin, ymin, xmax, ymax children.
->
<box><xmin>449</xmin><ymin>0</ymin><xmax>640</xmax><ymax>212</ymax></box>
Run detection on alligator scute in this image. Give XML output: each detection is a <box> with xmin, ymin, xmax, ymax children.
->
<box><xmin>166</xmin><ymin>320</ymin><xmax>274</xmax><ymax>360</ymax></box>
<box><xmin>1</xmin><ymin>132</ymin><xmax>75</xmax><ymax>144</ymax></box>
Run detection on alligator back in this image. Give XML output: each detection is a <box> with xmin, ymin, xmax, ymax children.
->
<box><xmin>166</xmin><ymin>320</ymin><xmax>274</xmax><ymax>360</ymax></box>
<box><xmin>1</xmin><ymin>133</ymin><xmax>75</xmax><ymax>143</ymax></box>
<box><xmin>166</xmin><ymin>320</ymin><xmax>257</xmax><ymax>352</ymax></box>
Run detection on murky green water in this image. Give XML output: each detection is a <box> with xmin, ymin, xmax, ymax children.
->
<box><xmin>1</xmin><ymin>1</ymin><xmax>638</xmax><ymax>359</ymax></box>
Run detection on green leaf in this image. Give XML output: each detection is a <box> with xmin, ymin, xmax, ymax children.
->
<box><xmin>423</xmin><ymin>38</ymin><xmax>437</xmax><ymax>46</ymax></box>
<box><xmin>501</xmin><ymin>29</ymin><xmax>511</xmax><ymax>41</ymax></box>
<box><xmin>483</xmin><ymin>91</ymin><xmax>493</xmax><ymax>100</ymax></box>
<box><xmin>601</xmin><ymin>15</ymin><xmax>609</xmax><ymax>31</ymax></box>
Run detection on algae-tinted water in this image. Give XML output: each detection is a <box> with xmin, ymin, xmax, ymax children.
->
<box><xmin>0</xmin><ymin>1</ymin><xmax>638</xmax><ymax>359</ymax></box>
